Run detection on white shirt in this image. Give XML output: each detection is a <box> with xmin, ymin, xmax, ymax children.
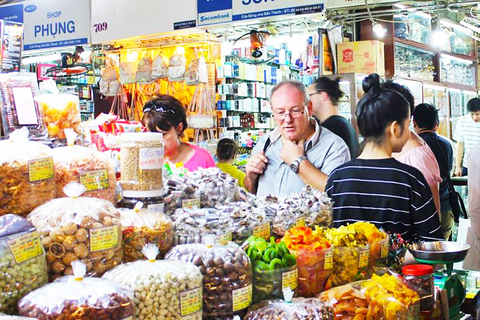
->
<box><xmin>454</xmin><ymin>115</ymin><xmax>480</xmax><ymax>168</ymax></box>
<box><xmin>468</xmin><ymin>143</ymin><xmax>480</xmax><ymax>239</ymax></box>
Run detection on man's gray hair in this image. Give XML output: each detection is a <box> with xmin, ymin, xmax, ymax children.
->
<box><xmin>269</xmin><ymin>80</ymin><xmax>310</xmax><ymax>105</ymax></box>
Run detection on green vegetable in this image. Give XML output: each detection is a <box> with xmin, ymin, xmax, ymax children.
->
<box><xmin>263</xmin><ymin>247</ymin><xmax>278</xmax><ymax>263</ymax></box>
<box><xmin>282</xmin><ymin>254</ymin><xmax>296</xmax><ymax>267</ymax></box>
<box><xmin>268</xmin><ymin>258</ymin><xmax>284</xmax><ymax>270</ymax></box>
<box><xmin>253</xmin><ymin>260</ymin><xmax>269</xmax><ymax>272</ymax></box>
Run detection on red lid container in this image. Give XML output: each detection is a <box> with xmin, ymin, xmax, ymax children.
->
<box><xmin>402</xmin><ymin>264</ymin><xmax>434</xmax><ymax>276</ymax></box>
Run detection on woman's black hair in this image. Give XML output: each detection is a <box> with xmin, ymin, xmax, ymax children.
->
<box><xmin>357</xmin><ymin>73</ymin><xmax>410</xmax><ymax>144</ymax></box>
<box><xmin>216</xmin><ymin>138</ymin><xmax>237</xmax><ymax>161</ymax></box>
<box><xmin>141</xmin><ymin>95</ymin><xmax>188</xmax><ymax>135</ymax></box>
<box><xmin>312</xmin><ymin>77</ymin><xmax>344</xmax><ymax>105</ymax></box>
<box><xmin>382</xmin><ymin>80</ymin><xmax>415</xmax><ymax>115</ymax></box>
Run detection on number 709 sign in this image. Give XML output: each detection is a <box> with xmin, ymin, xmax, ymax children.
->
<box><xmin>93</xmin><ymin>22</ymin><xmax>108</xmax><ymax>33</ymax></box>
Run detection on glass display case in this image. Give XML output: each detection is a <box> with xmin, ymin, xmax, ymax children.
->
<box><xmin>449</xmin><ymin>89</ymin><xmax>478</xmax><ymax>139</ymax></box>
<box><xmin>423</xmin><ymin>84</ymin><xmax>449</xmax><ymax>137</ymax></box>
<box><xmin>394</xmin><ymin>12</ymin><xmax>432</xmax><ymax>43</ymax></box>
<box><xmin>441</xmin><ymin>21</ymin><xmax>473</xmax><ymax>56</ymax></box>
<box><xmin>440</xmin><ymin>54</ymin><xmax>476</xmax><ymax>87</ymax></box>
<box><xmin>395</xmin><ymin>43</ymin><xmax>435</xmax><ymax>81</ymax></box>
<box><xmin>395</xmin><ymin>78</ymin><xmax>423</xmax><ymax>106</ymax></box>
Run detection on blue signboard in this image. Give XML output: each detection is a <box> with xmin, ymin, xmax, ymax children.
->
<box><xmin>197</xmin><ymin>0</ymin><xmax>232</xmax><ymax>26</ymax></box>
<box><xmin>0</xmin><ymin>3</ymin><xmax>24</xmax><ymax>23</ymax></box>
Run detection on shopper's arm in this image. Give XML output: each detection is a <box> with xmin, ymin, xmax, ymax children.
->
<box><xmin>455</xmin><ymin>142</ymin><xmax>464</xmax><ymax>176</ymax></box>
<box><xmin>296</xmin><ymin>160</ymin><xmax>329</xmax><ymax>191</ymax></box>
<box><xmin>431</xmin><ymin>183</ymin><xmax>441</xmax><ymax>217</ymax></box>
<box><xmin>244</xmin><ymin>152</ymin><xmax>268</xmax><ymax>194</ymax></box>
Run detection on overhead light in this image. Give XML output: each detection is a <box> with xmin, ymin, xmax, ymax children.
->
<box><xmin>250</xmin><ymin>30</ymin><xmax>269</xmax><ymax>58</ymax></box>
<box><xmin>372</xmin><ymin>21</ymin><xmax>386</xmax><ymax>38</ymax></box>
<box><xmin>22</xmin><ymin>53</ymin><xmax>61</xmax><ymax>65</ymax></box>
<box><xmin>431</xmin><ymin>28</ymin><xmax>448</xmax><ymax>49</ymax></box>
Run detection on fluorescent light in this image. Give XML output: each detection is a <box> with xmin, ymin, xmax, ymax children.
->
<box><xmin>431</xmin><ymin>28</ymin><xmax>448</xmax><ymax>50</ymax></box>
<box><xmin>22</xmin><ymin>53</ymin><xmax>61</xmax><ymax>65</ymax></box>
<box><xmin>372</xmin><ymin>21</ymin><xmax>386</xmax><ymax>38</ymax></box>
<box><xmin>441</xmin><ymin>53</ymin><xmax>474</xmax><ymax>64</ymax></box>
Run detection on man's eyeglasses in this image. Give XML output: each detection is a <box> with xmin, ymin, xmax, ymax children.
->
<box><xmin>143</xmin><ymin>102</ymin><xmax>176</xmax><ymax>114</ymax></box>
<box><xmin>272</xmin><ymin>105</ymin><xmax>307</xmax><ymax>121</ymax></box>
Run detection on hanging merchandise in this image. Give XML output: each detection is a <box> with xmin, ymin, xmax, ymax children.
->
<box><xmin>168</xmin><ymin>47</ymin><xmax>187</xmax><ymax>82</ymax></box>
<box><xmin>188</xmin><ymin>57</ymin><xmax>214</xmax><ymax>115</ymax></box>
<box><xmin>119</xmin><ymin>61</ymin><xmax>137</xmax><ymax>84</ymax></box>
<box><xmin>135</xmin><ymin>54</ymin><xmax>153</xmax><ymax>83</ymax></box>
<box><xmin>0</xmin><ymin>214</ymin><xmax>48</xmax><ymax>315</ymax></box>
<box><xmin>27</xmin><ymin>183</ymin><xmax>123</xmax><ymax>281</ymax></box>
<box><xmin>0</xmin><ymin>128</ymin><xmax>55</xmax><ymax>218</ymax></box>
<box><xmin>18</xmin><ymin>261</ymin><xmax>134</xmax><ymax>320</ymax></box>
<box><xmin>151</xmin><ymin>51</ymin><xmax>169</xmax><ymax>80</ymax></box>
<box><xmin>99</xmin><ymin>59</ymin><xmax>121</xmax><ymax>97</ymax></box>
<box><xmin>185</xmin><ymin>50</ymin><xmax>205</xmax><ymax>86</ymax></box>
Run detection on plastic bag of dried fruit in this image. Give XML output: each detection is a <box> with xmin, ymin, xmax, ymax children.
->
<box><xmin>244</xmin><ymin>289</ymin><xmax>333</xmax><ymax>320</ymax></box>
<box><xmin>0</xmin><ymin>314</ymin><xmax>37</xmax><ymax>319</ymax></box>
<box><xmin>0</xmin><ymin>214</ymin><xmax>48</xmax><ymax>314</ymax></box>
<box><xmin>36</xmin><ymin>93</ymin><xmax>81</xmax><ymax>140</ymax></box>
<box><xmin>52</xmin><ymin>145</ymin><xmax>117</xmax><ymax>204</ymax></box>
<box><xmin>18</xmin><ymin>261</ymin><xmax>134</xmax><ymax>320</ymax></box>
<box><xmin>166</xmin><ymin>238</ymin><xmax>253</xmax><ymax>319</ymax></box>
<box><xmin>119</xmin><ymin>203</ymin><xmax>173</xmax><ymax>262</ymax></box>
<box><xmin>0</xmin><ymin>128</ymin><xmax>55</xmax><ymax>218</ymax></box>
<box><xmin>103</xmin><ymin>244</ymin><xmax>203</xmax><ymax>319</ymax></box>
<box><xmin>26</xmin><ymin>183</ymin><xmax>123</xmax><ymax>281</ymax></box>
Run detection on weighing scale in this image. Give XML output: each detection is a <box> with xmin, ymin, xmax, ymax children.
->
<box><xmin>409</xmin><ymin>241</ymin><xmax>470</xmax><ymax>320</ymax></box>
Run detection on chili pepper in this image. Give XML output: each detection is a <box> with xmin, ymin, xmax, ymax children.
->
<box><xmin>278</xmin><ymin>241</ymin><xmax>289</xmax><ymax>255</ymax></box>
<box><xmin>282</xmin><ymin>254</ymin><xmax>296</xmax><ymax>267</ymax></box>
<box><xmin>253</xmin><ymin>260</ymin><xmax>269</xmax><ymax>272</ymax></box>
<box><xmin>268</xmin><ymin>258</ymin><xmax>284</xmax><ymax>270</ymax></box>
<box><xmin>263</xmin><ymin>247</ymin><xmax>279</xmax><ymax>263</ymax></box>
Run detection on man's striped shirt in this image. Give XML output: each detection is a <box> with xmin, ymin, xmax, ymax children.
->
<box><xmin>326</xmin><ymin>158</ymin><xmax>443</xmax><ymax>242</ymax></box>
<box><xmin>454</xmin><ymin>115</ymin><xmax>480</xmax><ymax>168</ymax></box>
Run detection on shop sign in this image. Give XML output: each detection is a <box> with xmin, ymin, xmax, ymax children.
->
<box><xmin>0</xmin><ymin>3</ymin><xmax>24</xmax><ymax>23</ymax></box>
<box><xmin>22</xmin><ymin>0</ymin><xmax>90</xmax><ymax>51</ymax></box>
<box><xmin>197</xmin><ymin>0</ymin><xmax>325</xmax><ymax>26</ymax></box>
<box><xmin>327</xmin><ymin>0</ymin><xmax>398</xmax><ymax>9</ymax></box>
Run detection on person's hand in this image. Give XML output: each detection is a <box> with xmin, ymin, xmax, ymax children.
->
<box><xmin>454</xmin><ymin>166</ymin><xmax>463</xmax><ymax>177</ymax></box>
<box><xmin>280</xmin><ymin>139</ymin><xmax>305</xmax><ymax>165</ymax></box>
<box><xmin>246</xmin><ymin>152</ymin><xmax>268</xmax><ymax>178</ymax></box>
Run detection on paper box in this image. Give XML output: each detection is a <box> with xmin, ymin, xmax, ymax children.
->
<box><xmin>337</xmin><ymin>40</ymin><xmax>385</xmax><ymax>76</ymax></box>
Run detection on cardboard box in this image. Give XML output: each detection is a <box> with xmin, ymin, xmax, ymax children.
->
<box><xmin>337</xmin><ymin>40</ymin><xmax>385</xmax><ymax>76</ymax></box>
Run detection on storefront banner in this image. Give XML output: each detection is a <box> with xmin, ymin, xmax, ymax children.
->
<box><xmin>0</xmin><ymin>3</ymin><xmax>24</xmax><ymax>23</ymax></box>
<box><xmin>327</xmin><ymin>0</ymin><xmax>398</xmax><ymax>9</ymax></box>
<box><xmin>197</xmin><ymin>0</ymin><xmax>324</xmax><ymax>26</ymax></box>
<box><xmin>22</xmin><ymin>0</ymin><xmax>90</xmax><ymax>51</ymax></box>
<box><xmin>91</xmin><ymin>0</ymin><xmax>198</xmax><ymax>43</ymax></box>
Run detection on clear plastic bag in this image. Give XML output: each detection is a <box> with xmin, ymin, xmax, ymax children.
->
<box><xmin>135</xmin><ymin>55</ymin><xmax>153</xmax><ymax>83</ymax></box>
<box><xmin>151</xmin><ymin>52</ymin><xmax>168</xmax><ymax>80</ymax></box>
<box><xmin>190</xmin><ymin>167</ymin><xmax>239</xmax><ymax>208</ymax></box>
<box><xmin>36</xmin><ymin>94</ymin><xmax>81</xmax><ymax>140</ymax></box>
<box><xmin>119</xmin><ymin>206</ymin><xmax>173</xmax><ymax>262</ymax></box>
<box><xmin>27</xmin><ymin>184</ymin><xmax>123</xmax><ymax>281</ymax></box>
<box><xmin>166</xmin><ymin>242</ymin><xmax>253</xmax><ymax>319</ymax></box>
<box><xmin>292</xmin><ymin>247</ymin><xmax>333</xmax><ymax>297</ymax></box>
<box><xmin>168</xmin><ymin>47</ymin><xmax>187</xmax><ymax>82</ymax></box>
<box><xmin>0</xmin><ymin>214</ymin><xmax>48</xmax><ymax>314</ymax></box>
<box><xmin>18</xmin><ymin>261</ymin><xmax>134</xmax><ymax>320</ymax></box>
<box><xmin>0</xmin><ymin>130</ymin><xmax>55</xmax><ymax>217</ymax></box>
<box><xmin>52</xmin><ymin>146</ymin><xmax>117</xmax><ymax>204</ymax></box>
<box><xmin>0</xmin><ymin>314</ymin><xmax>36</xmax><ymax>319</ymax></box>
<box><xmin>0</xmin><ymin>72</ymin><xmax>47</xmax><ymax>139</ymax></box>
<box><xmin>244</xmin><ymin>298</ymin><xmax>333</xmax><ymax>320</ymax></box>
<box><xmin>324</xmin><ymin>245</ymin><xmax>370</xmax><ymax>289</ymax></box>
<box><xmin>103</xmin><ymin>245</ymin><xmax>203</xmax><ymax>319</ymax></box>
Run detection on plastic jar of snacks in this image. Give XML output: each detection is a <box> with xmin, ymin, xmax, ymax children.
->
<box><xmin>120</xmin><ymin>132</ymin><xmax>164</xmax><ymax>198</ymax></box>
<box><xmin>402</xmin><ymin>264</ymin><xmax>434</xmax><ymax>310</ymax></box>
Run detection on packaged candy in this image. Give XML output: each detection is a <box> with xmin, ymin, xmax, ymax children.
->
<box><xmin>119</xmin><ymin>204</ymin><xmax>173</xmax><ymax>262</ymax></box>
<box><xmin>36</xmin><ymin>93</ymin><xmax>81</xmax><ymax>140</ymax></box>
<box><xmin>0</xmin><ymin>214</ymin><xmax>48</xmax><ymax>314</ymax></box>
<box><xmin>166</xmin><ymin>241</ymin><xmax>253</xmax><ymax>319</ymax></box>
<box><xmin>18</xmin><ymin>261</ymin><xmax>134</xmax><ymax>320</ymax></box>
<box><xmin>27</xmin><ymin>183</ymin><xmax>123</xmax><ymax>281</ymax></box>
<box><xmin>0</xmin><ymin>129</ymin><xmax>55</xmax><ymax>217</ymax></box>
<box><xmin>103</xmin><ymin>244</ymin><xmax>203</xmax><ymax>319</ymax></box>
<box><xmin>52</xmin><ymin>146</ymin><xmax>117</xmax><ymax>204</ymax></box>
<box><xmin>244</xmin><ymin>297</ymin><xmax>333</xmax><ymax>320</ymax></box>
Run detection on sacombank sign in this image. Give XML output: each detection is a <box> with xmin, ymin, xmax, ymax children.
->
<box><xmin>198</xmin><ymin>9</ymin><xmax>232</xmax><ymax>25</ymax></box>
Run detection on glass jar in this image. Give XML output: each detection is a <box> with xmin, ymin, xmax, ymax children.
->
<box><xmin>120</xmin><ymin>132</ymin><xmax>164</xmax><ymax>198</ymax></box>
<box><xmin>402</xmin><ymin>264</ymin><xmax>434</xmax><ymax>310</ymax></box>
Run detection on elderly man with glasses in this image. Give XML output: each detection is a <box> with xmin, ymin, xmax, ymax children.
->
<box><xmin>245</xmin><ymin>80</ymin><xmax>350</xmax><ymax>196</ymax></box>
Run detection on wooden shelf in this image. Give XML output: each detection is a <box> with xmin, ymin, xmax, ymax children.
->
<box><xmin>395</xmin><ymin>38</ymin><xmax>436</xmax><ymax>53</ymax></box>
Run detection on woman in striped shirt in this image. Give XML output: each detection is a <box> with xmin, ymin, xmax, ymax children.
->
<box><xmin>326</xmin><ymin>74</ymin><xmax>442</xmax><ymax>242</ymax></box>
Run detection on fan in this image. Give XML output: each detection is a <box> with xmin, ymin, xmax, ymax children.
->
<box><xmin>46</xmin><ymin>46</ymin><xmax>91</xmax><ymax>77</ymax></box>
<box><xmin>232</xmin><ymin>30</ymin><xmax>270</xmax><ymax>60</ymax></box>
<box><xmin>471</xmin><ymin>4</ymin><xmax>480</xmax><ymax>18</ymax></box>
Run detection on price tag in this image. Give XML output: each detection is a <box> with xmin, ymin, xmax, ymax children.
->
<box><xmin>28</xmin><ymin>157</ymin><xmax>54</xmax><ymax>182</ymax></box>
<box><xmin>324</xmin><ymin>249</ymin><xmax>333</xmax><ymax>270</ymax></box>
<box><xmin>215</xmin><ymin>232</ymin><xmax>232</xmax><ymax>246</ymax></box>
<box><xmin>90</xmin><ymin>226</ymin><xmax>119</xmax><ymax>252</ymax></box>
<box><xmin>7</xmin><ymin>231</ymin><xmax>43</xmax><ymax>264</ymax></box>
<box><xmin>182</xmin><ymin>198</ymin><xmax>201</xmax><ymax>210</ymax></box>
<box><xmin>180</xmin><ymin>287</ymin><xmax>202</xmax><ymax>316</ymax></box>
<box><xmin>282</xmin><ymin>268</ymin><xmax>298</xmax><ymax>290</ymax></box>
<box><xmin>139</xmin><ymin>148</ymin><xmax>163</xmax><ymax>170</ymax></box>
<box><xmin>148</xmin><ymin>203</ymin><xmax>165</xmax><ymax>213</ymax></box>
<box><xmin>253</xmin><ymin>223</ymin><xmax>270</xmax><ymax>240</ymax></box>
<box><xmin>359</xmin><ymin>249</ymin><xmax>369</xmax><ymax>268</ymax></box>
<box><xmin>232</xmin><ymin>284</ymin><xmax>252</xmax><ymax>312</ymax></box>
<box><xmin>476</xmin><ymin>277</ymin><xmax>480</xmax><ymax>289</ymax></box>
<box><xmin>80</xmin><ymin>169</ymin><xmax>110</xmax><ymax>191</ymax></box>
<box><xmin>381</xmin><ymin>241</ymin><xmax>389</xmax><ymax>259</ymax></box>
<box><xmin>87</xmin><ymin>76</ymin><xmax>95</xmax><ymax>85</ymax></box>
<box><xmin>295</xmin><ymin>217</ymin><xmax>306</xmax><ymax>227</ymax></box>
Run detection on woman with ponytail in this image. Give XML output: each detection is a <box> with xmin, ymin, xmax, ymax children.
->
<box><xmin>325</xmin><ymin>74</ymin><xmax>442</xmax><ymax>242</ymax></box>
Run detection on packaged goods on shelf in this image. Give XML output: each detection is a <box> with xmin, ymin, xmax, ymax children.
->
<box><xmin>244</xmin><ymin>297</ymin><xmax>333</xmax><ymax>320</ymax></box>
<box><xmin>27</xmin><ymin>184</ymin><xmax>123</xmax><ymax>281</ymax></box>
<box><xmin>0</xmin><ymin>130</ymin><xmax>55</xmax><ymax>217</ymax></box>
<box><xmin>103</xmin><ymin>245</ymin><xmax>203</xmax><ymax>319</ymax></box>
<box><xmin>36</xmin><ymin>94</ymin><xmax>81</xmax><ymax>140</ymax></box>
<box><xmin>337</xmin><ymin>40</ymin><xmax>385</xmax><ymax>76</ymax></box>
<box><xmin>283</xmin><ymin>227</ymin><xmax>333</xmax><ymax>297</ymax></box>
<box><xmin>52</xmin><ymin>146</ymin><xmax>117</xmax><ymax>204</ymax></box>
<box><xmin>166</xmin><ymin>242</ymin><xmax>253</xmax><ymax>319</ymax></box>
<box><xmin>18</xmin><ymin>261</ymin><xmax>134</xmax><ymax>320</ymax></box>
<box><xmin>0</xmin><ymin>214</ymin><xmax>48</xmax><ymax>314</ymax></box>
<box><xmin>244</xmin><ymin>236</ymin><xmax>298</xmax><ymax>303</ymax></box>
<box><xmin>119</xmin><ymin>205</ymin><xmax>173</xmax><ymax>262</ymax></box>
